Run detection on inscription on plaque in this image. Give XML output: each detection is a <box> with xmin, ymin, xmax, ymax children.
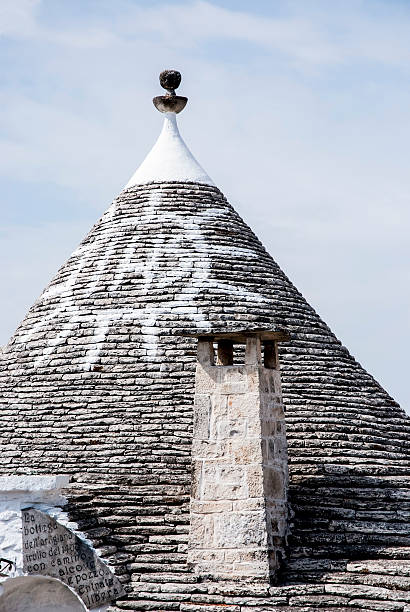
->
<box><xmin>22</xmin><ymin>508</ymin><xmax>124</xmax><ymax>610</ymax></box>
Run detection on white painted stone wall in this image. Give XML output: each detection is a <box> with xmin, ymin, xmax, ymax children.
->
<box><xmin>0</xmin><ymin>476</ymin><xmax>109</xmax><ymax>612</ymax></box>
<box><xmin>0</xmin><ymin>475</ymin><xmax>71</xmax><ymax>579</ymax></box>
<box><xmin>188</xmin><ymin>337</ymin><xmax>289</xmax><ymax>581</ymax></box>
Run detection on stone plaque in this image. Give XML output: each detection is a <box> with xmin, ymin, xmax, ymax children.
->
<box><xmin>22</xmin><ymin>508</ymin><xmax>124</xmax><ymax>610</ymax></box>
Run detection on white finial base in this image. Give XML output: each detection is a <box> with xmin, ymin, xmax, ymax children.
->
<box><xmin>125</xmin><ymin>113</ymin><xmax>214</xmax><ymax>188</ymax></box>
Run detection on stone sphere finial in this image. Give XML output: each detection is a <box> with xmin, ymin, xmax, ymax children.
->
<box><xmin>153</xmin><ymin>69</ymin><xmax>187</xmax><ymax>114</ymax></box>
<box><xmin>159</xmin><ymin>70</ymin><xmax>181</xmax><ymax>95</ymax></box>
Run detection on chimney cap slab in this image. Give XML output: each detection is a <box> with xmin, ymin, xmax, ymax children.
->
<box><xmin>182</xmin><ymin>329</ymin><xmax>290</xmax><ymax>343</ymax></box>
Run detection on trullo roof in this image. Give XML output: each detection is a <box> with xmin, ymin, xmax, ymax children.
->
<box><xmin>0</xmin><ymin>72</ymin><xmax>409</xmax><ymax>610</ymax></box>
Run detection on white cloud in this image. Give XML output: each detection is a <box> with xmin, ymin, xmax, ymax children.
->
<box><xmin>0</xmin><ymin>0</ymin><xmax>40</xmax><ymax>38</ymax></box>
<box><xmin>119</xmin><ymin>1</ymin><xmax>341</xmax><ymax>65</ymax></box>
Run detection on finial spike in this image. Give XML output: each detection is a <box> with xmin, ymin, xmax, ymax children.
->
<box><xmin>153</xmin><ymin>69</ymin><xmax>187</xmax><ymax>114</ymax></box>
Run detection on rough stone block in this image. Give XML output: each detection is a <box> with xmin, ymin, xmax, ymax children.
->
<box><xmin>197</xmin><ymin>340</ymin><xmax>214</xmax><ymax>366</ymax></box>
<box><xmin>229</xmin><ymin>439</ymin><xmax>263</xmax><ymax>464</ymax></box>
<box><xmin>211</xmin><ymin>417</ymin><xmax>248</xmax><ymax>441</ymax></box>
<box><xmin>202</xmin><ymin>465</ymin><xmax>247</xmax><ymax>501</ymax></box>
<box><xmin>194</xmin><ymin>366</ymin><xmax>217</xmax><ymax>393</ymax></box>
<box><xmin>245</xmin><ymin>337</ymin><xmax>262</xmax><ymax>366</ymax></box>
<box><xmin>189</xmin><ymin>514</ymin><xmax>214</xmax><ymax>548</ymax></box>
<box><xmin>213</xmin><ymin>511</ymin><xmax>267</xmax><ymax>549</ymax></box>
<box><xmin>193</xmin><ymin>394</ymin><xmax>211</xmax><ymax>440</ymax></box>
<box><xmin>226</xmin><ymin>393</ymin><xmax>260</xmax><ymax>419</ymax></box>
<box><xmin>191</xmin><ymin>500</ymin><xmax>233</xmax><ymax>514</ymax></box>
<box><xmin>263</xmin><ymin>468</ymin><xmax>285</xmax><ymax>500</ymax></box>
<box><xmin>246</xmin><ymin>464</ymin><xmax>265</xmax><ymax>498</ymax></box>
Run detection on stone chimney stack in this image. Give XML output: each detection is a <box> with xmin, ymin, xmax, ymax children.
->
<box><xmin>188</xmin><ymin>331</ymin><xmax>290</xmax><ymax>583</ymax></box>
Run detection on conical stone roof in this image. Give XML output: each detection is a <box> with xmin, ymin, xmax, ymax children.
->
<box><xmin>1</xmin><ymin>74</ymin><xmax>409</xmax><ymax>610</ymax></box>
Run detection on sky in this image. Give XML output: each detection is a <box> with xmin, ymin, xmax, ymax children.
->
<box><xmin>0</xmin><ymin>0</ymin><xmax>409</xmax><ymax>411</ymax></box>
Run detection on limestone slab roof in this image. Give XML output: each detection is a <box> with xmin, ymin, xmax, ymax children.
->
<box><xmin>0</xmin><ymin>96</ymin><xmax>409</xmax><ymax>610</ymax></box>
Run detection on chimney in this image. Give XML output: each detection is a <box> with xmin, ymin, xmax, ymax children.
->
<box><xmin>188</xmin><ymin>330</ymin><xmax>289</xmax><ymax>583</ymax></box>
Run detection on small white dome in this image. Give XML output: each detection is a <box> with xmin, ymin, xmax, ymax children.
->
<box><xmin>125</xmin><ymin>112</ymin><xmax>214</xmax><ymax>188</ymax></box>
